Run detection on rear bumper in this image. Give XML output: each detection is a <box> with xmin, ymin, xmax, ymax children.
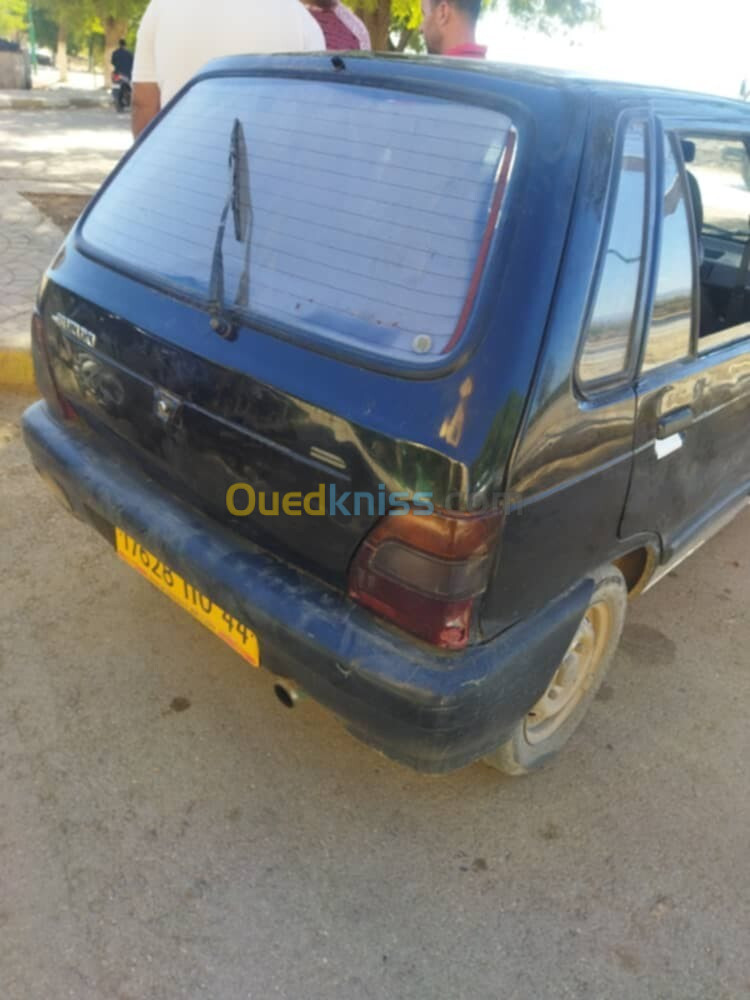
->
<box><xmin>22</xmin><ymin>401</ymin><xmax>592</xmax><ymax>773</ymax></box>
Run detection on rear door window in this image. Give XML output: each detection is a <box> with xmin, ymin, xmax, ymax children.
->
<box><xmin>641</xmin><ymin>134</ymin><xmax>695</xmax><ymax>372</ymax></box>
<box><xmin>81</xmin><ymin>77</ymin><xmax>516</xmax><ymax>365</ymax></box>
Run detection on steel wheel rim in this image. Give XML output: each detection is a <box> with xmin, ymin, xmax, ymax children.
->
<box><xmin>524</xmin><ymin>601</ymin><xmax>612</xmax><ymax>746</ymax></box>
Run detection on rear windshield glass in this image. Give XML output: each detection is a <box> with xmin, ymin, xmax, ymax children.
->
<box><xmin>82</xmin><ymin>77</ymin><xmax>514</xmax><ymax>364</ymax></box>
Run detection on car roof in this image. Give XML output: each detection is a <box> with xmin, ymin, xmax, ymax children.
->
<box><xmin>196</xmin><ymin>52</ymin><xmax>750</xmax><ymax>124</ymax></box>
<box><xmin>483</xmin><ymin>61</ymin><xmax>744</xmax><ymax>105</ymax></box>
<box><xmin>191</xmin><ymin>52</ymin><xmax>750</xmax><ymax>134</ymax></box>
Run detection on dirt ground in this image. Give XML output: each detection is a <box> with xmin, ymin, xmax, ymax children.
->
<box><xmin>1</xmin><ymin>390</ymin><xmax>749</xmax><ymax>1000</ymax></box>
<box><xmin>20</xmin><ymin>192</ymin><xmax>91</xmax><ymax>232</ymax></box>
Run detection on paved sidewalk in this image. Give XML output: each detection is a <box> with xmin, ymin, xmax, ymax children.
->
<box><xmin>0</xmin><ymin>186</ymin><xmax>63</xmax><ymax>390</ymax></box>
<box><xmin>0</xmin><ymin>106</ymin><xmax>130</xmax><ymax>390</ymax></box>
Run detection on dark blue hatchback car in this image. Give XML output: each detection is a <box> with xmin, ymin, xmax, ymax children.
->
<box><xmin>23</xmin><ymin>55</ymin><xmax>750</xmax><ymax>774</ymax></box>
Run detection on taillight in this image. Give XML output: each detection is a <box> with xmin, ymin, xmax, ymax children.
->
<box><xmin>347</xmin><ymin>508</ymin><xmax>503</xmax><ymax>650</ymax></box>
<box><xmin>31</xmin><ymin>311</ymin><xmax>76</xmax><ymax>421</ymax></box>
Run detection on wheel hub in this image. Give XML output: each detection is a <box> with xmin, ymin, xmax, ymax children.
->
<box><xmin>524</xmin><ymin>603</ymin><xmax>610</xmax><ymax>745</ymax></box>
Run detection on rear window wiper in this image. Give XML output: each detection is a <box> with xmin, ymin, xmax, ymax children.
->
<box><xmin>207</xmin><ymin>118</ymin><xmax>253</xmax><ymax>340</ymax></box>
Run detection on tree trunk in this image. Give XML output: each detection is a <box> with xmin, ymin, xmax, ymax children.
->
<box><xmin>56</xmin><ymin>22</ymin><xmax>68</xmax><ymax>83</ymax></box>
<box><xmin>360</xmin><ymin>0</ymin><xmax>392</xmax><ymax>52</ymax></box>
<box><xmin>103</xmin><ymin>17</ymin><xmax>129</xmax><ymax>76</ymax></box>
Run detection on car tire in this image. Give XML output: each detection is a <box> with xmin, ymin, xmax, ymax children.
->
<box><xmin>483</xmin><ymin>565</ymin><xmax>628</xmax><ymax>776</ymax></box>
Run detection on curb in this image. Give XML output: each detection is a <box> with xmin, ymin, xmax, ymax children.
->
<box><xmin>0</xmin><ymin>93</ymin><xmax>110</xmax><ymax>111</ymax></box>
<box><xmin>0</xmin><ymin>347</ymin><xmax>37</xmax><ymax>393</ymax></box>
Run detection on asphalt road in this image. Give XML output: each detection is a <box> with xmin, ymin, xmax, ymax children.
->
<box><xmin>1</xmin><ymin>392</ymin><xmax>748</xmax><ymax>1000</ymax></box>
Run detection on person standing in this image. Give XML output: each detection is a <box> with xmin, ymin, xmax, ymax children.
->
<box><xmin>131</xmin><ymin>0</ymin><xmax>325</xmax><ymax>137</ymax></box>
<box><xmin>420</xmin><ymin>0</ymin><xmax>487</xmax><ymax>58</ymax></box>
<box><xmin>302</xmin><ymin>1</ymin><xmax>371</xmax><ymax>51</ymax></box>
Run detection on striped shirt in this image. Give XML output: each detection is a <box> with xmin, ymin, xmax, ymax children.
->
<box><xmin>305</xmin><ymin>2</ymin><xmax>371</xmax><ymax>51</ymax></box>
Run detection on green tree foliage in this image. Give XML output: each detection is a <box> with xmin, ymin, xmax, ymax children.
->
<box><xmin>38</xmin><ymin>0</ymin><xmax>93</xmax><ymax>30</ymax></box>
<box><xmin>36</xmin><ymin>0</ymin><xmax>96</xmax><ymax>76</ymax></box>
<box><xmin>89</xmin><ymin>0</ymin><xmax>148</xmax><ymax>66</ymax></box>
<box><xmin>352</xmin><ymin>0</ymin><xmax>599</xmax><ymax>51</ymax></box>
<box><xmin>0</xmin><ymin>0</ymin><xmax>28</xmax><ymax>39</ymax></box>
<box><xmin>33</xmin><ymin>7</ymin><xmax>65</xmax><ymax>50</ymax></box>
<box><xmin>505</xmin><ymin>0</ymin><xmax>599</xmax><ymax>31</ymax></box>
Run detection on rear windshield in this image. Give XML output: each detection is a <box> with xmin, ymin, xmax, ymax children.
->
<box><xmin>82</xmin><ymin>76</ymin><xmax>515</xmax><ymax>364</ymax></box>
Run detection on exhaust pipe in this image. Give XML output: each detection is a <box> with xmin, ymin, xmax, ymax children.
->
<box><xmin>273</xmin><ymin>678</ymin><xmax>306</xmax><ymax>709</ymax></box>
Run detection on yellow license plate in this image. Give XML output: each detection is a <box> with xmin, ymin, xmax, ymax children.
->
<box><xmin>115</xmin><ymin>528</ymin><xmax>260</xmax><ymax>667</ymax></box>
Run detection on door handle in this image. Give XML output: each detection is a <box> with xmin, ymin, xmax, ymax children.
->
<box><xmin>656</xmin><ymin>406</ymin><xmax>694</xmax><ymax>439</ymax></box>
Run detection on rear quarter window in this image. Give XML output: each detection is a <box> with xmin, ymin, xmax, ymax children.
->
<box><xmin>577</xmin><ymin>120</ymin><xmax>648</xmax><ymax>387</ymax></box>
<box><xmin>81</xmin><ymin>76</ymin><xmax>516</xmax><ymax>365</ymax></box>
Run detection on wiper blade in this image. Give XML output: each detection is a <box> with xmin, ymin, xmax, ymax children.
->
<box><xmin>207</xmin><ymin>118</ymin><xmax>252</xmax><ymax>340</ymax></box>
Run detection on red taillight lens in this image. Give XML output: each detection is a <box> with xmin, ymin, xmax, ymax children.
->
<box><xmin>31</xmin><ymin>312</ymin><xmax>76</xmax><ymax>421</ymax></box>
<box><xmin>347</xmin><ymin>508</ymin><xmax>503</xmax><ymax>650</ymax></box>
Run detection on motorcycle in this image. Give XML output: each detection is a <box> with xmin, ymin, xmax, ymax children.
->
<box><xmin>111</xmin><ymin>72</ymin><xmax>132</xmax><ymax>113</ymax></box>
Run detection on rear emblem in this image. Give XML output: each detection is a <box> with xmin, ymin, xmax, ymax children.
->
<box><xmin>52</xmin><ymin>313</ymin><xmax>97</xmax><ymax>348</ymax></box>
<box><xmin>154</xmin><ymin>388</ymin><xmax>181</xmax><ymax>424</ymax></box>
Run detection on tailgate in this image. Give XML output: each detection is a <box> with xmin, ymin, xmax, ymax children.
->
<box><xmin>41</xmin><ymin>283</ymin><xmax>381</xmax><ymax>585</ymax></box>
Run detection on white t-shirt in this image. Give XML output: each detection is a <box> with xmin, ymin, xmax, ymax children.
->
<box><xmin>133</xmin><ymin>0</ymin><xmax>325</xmax><ymax>104</ymax></box>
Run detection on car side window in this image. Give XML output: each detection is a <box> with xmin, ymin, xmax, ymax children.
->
<box><xmin>578</xmin><ymin>120</ymin><xmax>648</xmax><ymax>387</ymax></box>
<box><xmin>641</xmin><ymin>134</ymin><xmax>695</xmax><ymax>373</ymax></box>
<box><xmin>681</xmin><ymin>134</ymin><xmax>750</xmax><ymax>352</ymax></box>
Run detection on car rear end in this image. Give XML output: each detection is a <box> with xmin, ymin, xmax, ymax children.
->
<box><xmin>23</xmin><ymin>55</ymin><xmax>590</xmax><ymax>771</ymax></box>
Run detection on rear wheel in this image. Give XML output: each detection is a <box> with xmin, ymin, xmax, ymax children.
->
<box><xmin>483</xmin><ymin>565</ymin><xmax>627</xmax><ymax>776</ymax></box>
